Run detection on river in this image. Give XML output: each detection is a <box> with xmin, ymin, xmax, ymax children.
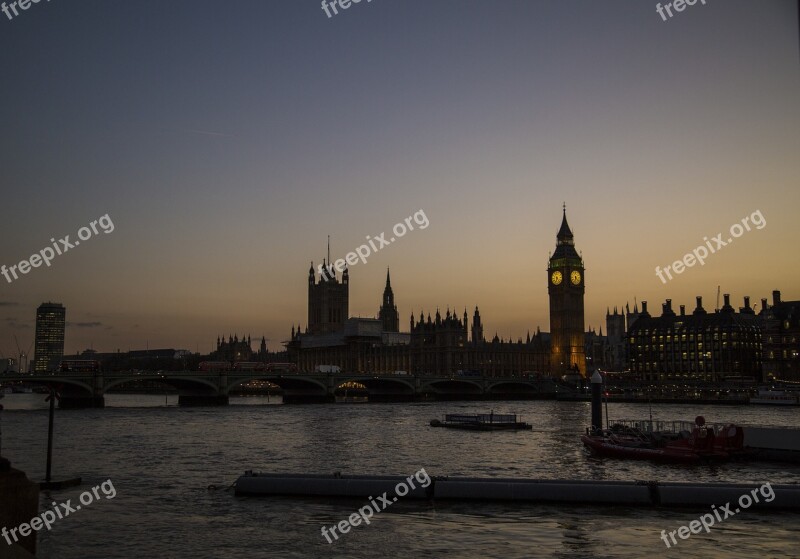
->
<box><xmin>1</xmin><ymin>395</ymin><xmax>798</xmax><ymax>558</ymax></box>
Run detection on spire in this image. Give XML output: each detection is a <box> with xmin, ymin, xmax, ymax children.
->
<box><xmin>385</xmin><ymin>267</ymin><xmax>391</xmax><ymax>288</ymax></box>
<box><xmin>557</xmin><ymin>203</ymin><xmax>574</xmax><ymax>241</ymax></box>
<box><xmin>551</xmin><ymin>205</ymin><xmax>580</xmax><ymax>261</ymax></box>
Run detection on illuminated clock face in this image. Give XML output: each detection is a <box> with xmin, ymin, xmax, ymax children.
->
<box><xmin>571</xmin><ymin>271</ymin><xmax>582</xmax><ymax>285</ymax></box>
<box><xmin>551</xmin><ymin>271</ymin><xmax>563</xmax><ymax>285</ymax></box>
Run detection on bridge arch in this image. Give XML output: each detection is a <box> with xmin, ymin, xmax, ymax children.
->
<box><xmin>24</xmin><ymin>377</ymin><xmax>95</xmax><ymax>396</ymax></box>
<box><xmin>336</xmin><ymin>376</ymin><xmax>416</xmax><ymax>402</ymax></box>
<box><xmin>226</xmin><ymin>374</ymin><xmax>330</xmax><ymax>404</ymax></box>
<box><xmin>421</xmin><ymin>379</ymin><xmax>484</xmax><ymax>398</ymax></box>
<box><xmin>485</xmin><ymin>381</ymin><xmax>541</xmax><ymax>398</ymax></box>
<box><xmin>103</xmin><ymin>376</ymin><xmax>219</xmax><ymax>395</ymax></box>
<box><xmin>225</xmin><ymin>375</ymin><xmax>328</xmax><ymax>394</ymax></box>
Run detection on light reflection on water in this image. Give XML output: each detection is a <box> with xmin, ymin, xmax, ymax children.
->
<box><xmin>1</xmin><ymin>395</ymin><xmax>798</xmax><ymax>558</ymax></box>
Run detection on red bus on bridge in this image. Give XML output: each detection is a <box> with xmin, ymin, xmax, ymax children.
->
<box><xmin>232</xmin><ymin>362</ymin><xmax>266</xmax><ymax>371</ymax></box>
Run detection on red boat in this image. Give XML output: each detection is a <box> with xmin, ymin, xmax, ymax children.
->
<box><xmin>581</xmin><ymin>416</ymin><xmax>743</xmax><ymax>463</ymax></box>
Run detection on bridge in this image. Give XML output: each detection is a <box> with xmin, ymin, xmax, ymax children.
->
<box><xmin>0</xmin><ymin>371</ymin><xmax>565</xmax><ymax>408</ymax></box>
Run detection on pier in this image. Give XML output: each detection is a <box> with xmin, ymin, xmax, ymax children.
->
<box><xmin>234</xmin><ymin>472</ymin><xmax>800</xmax><ymax>509</ymax></box>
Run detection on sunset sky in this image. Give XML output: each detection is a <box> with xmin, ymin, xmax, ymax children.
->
<box><xmin>0</xmin><ymin>0</ymin><xmax>798</xmax><ymax>356</ymax></box>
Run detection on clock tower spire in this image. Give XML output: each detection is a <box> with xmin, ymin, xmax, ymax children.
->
<box><xmin>548</xmin><ymin>205</ymin><xmax>586</xmax><ymax>377</ymax></box>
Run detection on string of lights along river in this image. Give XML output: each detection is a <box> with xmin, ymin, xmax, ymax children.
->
<box><xmin>2</xmin><ymin>396</ymin><xmax>799</xmax><ymax>559</ymax></box>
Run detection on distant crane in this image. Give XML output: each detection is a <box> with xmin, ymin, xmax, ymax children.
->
<box><xmin>13</xmin><ymin>335</ymin><xmax>33</xmax><ymax>373</ymax></box>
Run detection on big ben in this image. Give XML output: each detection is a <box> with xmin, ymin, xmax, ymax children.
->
<box><xmin>548</xmin><ymin>205</ymin><xmax>586</xmax><ymax>377</ymax></box>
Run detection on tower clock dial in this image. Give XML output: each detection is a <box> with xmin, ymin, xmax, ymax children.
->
<box><xmin>570</xmin><ymin>271</ymin><xmax>582</xmax><ymax>285</ymax></box>
<box><xmin>551</xmin><ymin>271</ymin><xmax>563</xmax><ymax>285</ymax></box>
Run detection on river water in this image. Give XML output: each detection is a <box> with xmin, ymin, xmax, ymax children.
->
<box><xmin>1</xmin><ymin>395</ymin><xmax>798</xmax><ymax>558</ymax></box>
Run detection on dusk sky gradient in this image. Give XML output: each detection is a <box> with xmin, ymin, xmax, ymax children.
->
<box><xmin>0</xmin><ymin>0</ymin><xmax>798</xmax><ymax>356</ymax></box>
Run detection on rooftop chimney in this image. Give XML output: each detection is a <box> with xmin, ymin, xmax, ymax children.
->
<box><xmin>773</xmin><ymin>290</ymin><xmax>781</xmax><ymax>306</ymax></box>
<box><xmin>721</xmin><ymin>293</ymin><xmax>734</xmax><ymax>313</ymax></box>
<box><xmin>694</xmin><ymin>296</ymin><xmax>706</xmax><ymax>315</ymax></box>
<box><xmin>680</xmin><ymin>305</ymin><xmax>686</xmax><ymax>316</ymax></box>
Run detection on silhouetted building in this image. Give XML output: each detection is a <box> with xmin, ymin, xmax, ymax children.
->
<box><xmin>548</xmin><ymin>206</ymin><xmax>586</xmax><ymax>377</ymax></box>
<box><xmin>63</xmin><ymin>348</ymin><xmax>196</xmax><ymax>371</ymax></box>
<box><xmin>471</xmin><ymin>307</ymin><xmax>484</xmax><ymax>345</ymax></box>
<box><xmin>288</xmin><ymin>276</ymin><xmax>550</xmax><ymax>376</ymax></box>
<box><xmin>33</xmin><ymin>302</ymin><xmax>66</xmax><ymax>372</ymax></box>
<box><xmin>761</xmin><ymin>290</ymin><xmax>800</xmax><ymax>382</ymax></box>
<box><xmin>606</xmin><ymin>307</ymin><xmax>626</xmax><ymax>370</ymax></box>
<box><xmin>308</xmin><ymin>259</ymin><xmax>349</xmax><ymax>335</ymax></box>
<box><xmin>289</xmin><ymin>317</ymin><xmax>409</xmax><ymax>373</ymax></box>
<box><xmin>585</xmin><ymin>326</ymin><xmax>609</xmax><ymax>373</ymax></box>
<box><xmin>627</xmin><ymin>296</ymin><xmax>762</xmax><ymax>382</ymax></box>
<box><xmin>626</xmin><ymin>302</ymin><xmax>642</xmax><ymax>332</ymax></box>
<box><xmin>378</xmin><ymin>269</ymin><xmax>399</xmax><ymax>333</ymax></box>
<box><xmin>288</xmin><ymin>208</ymin><xmax>604</xmax><ymax>377</ymax></box>
<box><xmin>213</xmin><ymin>334</ymin><xmax>269</xmax><ymax>362</ymax></box>
<box><xmin>289</xmin><ymin>305</ymin><xmax>549</xmax><ymax>377</ymax></box>
<box><xmin>406</xmin><ymin>307</ymin><xmax>549</xmax><ymax>376</ymax></box>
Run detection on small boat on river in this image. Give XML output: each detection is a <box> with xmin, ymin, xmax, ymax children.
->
<box><xmin>581</xmin><ymin>416</ymin><xmax>747</xmax><ymax>463</ymax></box>
<box><xmin>749</xmin><ymin>389</ymin><xmax>800</xmax><ymax>406</ymax></box>
<box><xmin>430</xmin><ymin>413</ymin><xmax>532</xmax><ymax>431</ymax></box>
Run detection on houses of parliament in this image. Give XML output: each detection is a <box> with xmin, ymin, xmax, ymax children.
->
<box><xmin>286</xmin><ymin>208</ymin><xmax>587</xmax><ymax>377</ymax></box>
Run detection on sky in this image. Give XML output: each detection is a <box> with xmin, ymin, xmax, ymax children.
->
<box><xmin>0</xmin><ymin>0</ymin><xmax>798</xmax><ymax>357</ymax></box>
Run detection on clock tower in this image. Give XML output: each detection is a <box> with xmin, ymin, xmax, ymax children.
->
<box><xmin>548</xmin><ymin>205</ymin><xmax>586</xmax><ymax>377</ymax></box>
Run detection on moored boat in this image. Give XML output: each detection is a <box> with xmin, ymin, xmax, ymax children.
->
<box><xmin>430</xmin><ymin>413</ymin><xmax>532</xmax><ymax>431</ymax></box>
<box><xmin>749</xmin><ymin>389</ymin><xmax>800</xmax><ymax>406</ymax></box>
<box><xmin>581</xmin><ymin>416</ymin><xmax>744</xmax><ymax>463</ymax></box>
